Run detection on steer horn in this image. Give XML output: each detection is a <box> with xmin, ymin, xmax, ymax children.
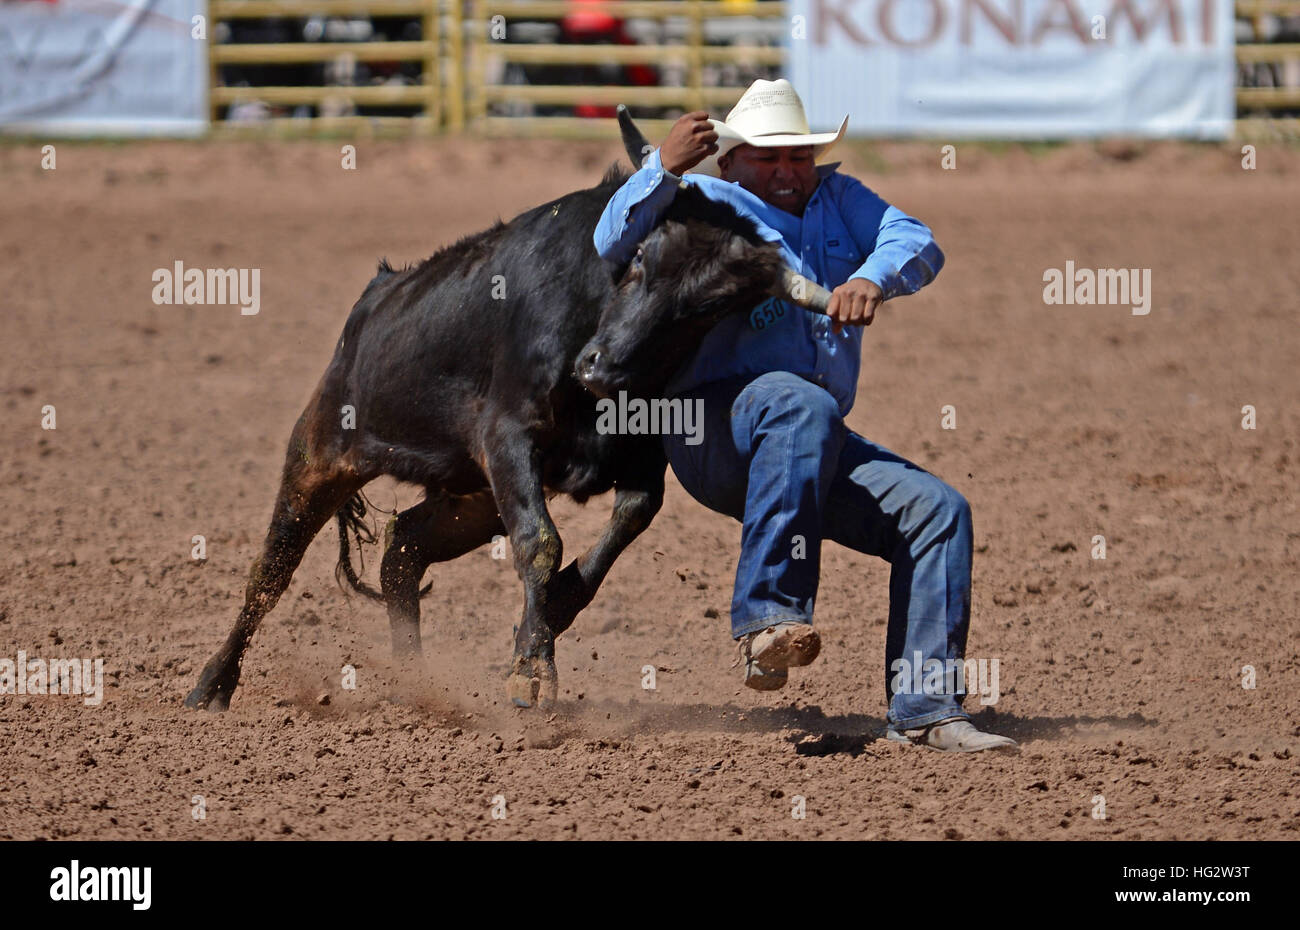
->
<box><xmin>772</xmin><ymin>268</ymin><xmax>833</xmax><ymax>315</ymax></box>
<box><xmin>617</xmin><ymin>104</ymin><xmax>653</xmax><ymax>171</ymax></box>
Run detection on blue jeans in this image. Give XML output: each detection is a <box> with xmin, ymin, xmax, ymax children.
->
<box><xmin>663</xmin><ymin>371</ymin><xmax>973</xmax><ymax>729</ymax></box>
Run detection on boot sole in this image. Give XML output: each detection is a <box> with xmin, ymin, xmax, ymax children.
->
<box><xmin>752</xmin><ymin>626</ymin><xmax>821</xmax><ymax>670</ymax></box>
<box><xmin>744</xmin><ymin>666</ymin><xmax>788</xmax><ymax>691</ymax></box>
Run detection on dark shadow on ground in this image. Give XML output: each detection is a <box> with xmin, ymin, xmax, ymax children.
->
<box><xmin>968</xmin><ymin>708</ymin><xmax>1159</xmax><ymax>743</ymax></box>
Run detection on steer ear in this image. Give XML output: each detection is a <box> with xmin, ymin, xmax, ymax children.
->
<box><xmin>617</xmin><ymin>104</ymin><xmax>653</xmax><ymax>171</ymax></box>
<box><xmin>770</xmin><ymin>267</ymin><xmax>832</xmax><ymax>315</ymax></box>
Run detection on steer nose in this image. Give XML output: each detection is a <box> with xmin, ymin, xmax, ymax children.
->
<box><xmin>577</xmin><ymin>345</ymin><xmax>602</xmax><ymax>374</ymax></box>
<box><xmin>575</xmin><ymin>344</ymin><xmax>604</xmax><ymax>387</ymax></box>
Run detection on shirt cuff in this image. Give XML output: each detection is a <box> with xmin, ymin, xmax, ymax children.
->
<box><xmin>646</xmin><ymin>146</ymin><xmax>682</xmax><ymax>184</ymax></box>
<box><xmin>849</xmin><ymin>269</ymin><xmax>889</xmax><ymax>296</ymax></box>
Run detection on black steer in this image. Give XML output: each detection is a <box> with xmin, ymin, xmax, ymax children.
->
<box><xmin>183</xmin><ymin>111</ymin><xmax>830</xmax><ymax>712</ymax></box>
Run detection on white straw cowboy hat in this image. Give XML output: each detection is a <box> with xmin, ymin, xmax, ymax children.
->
<box><xmin>687</xmin><ymin>78</ymin><xmax>848</xmax><ymax>178</ymax></box>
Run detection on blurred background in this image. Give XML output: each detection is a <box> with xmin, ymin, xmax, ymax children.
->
<box><xmin>1</xmin><ymin>0</ymin><xmax>1297</xmax><ymax>141</ymax></box>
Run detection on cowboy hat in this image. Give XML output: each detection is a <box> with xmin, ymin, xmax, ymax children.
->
<box><xmin>686</xmin><ymin>79</ymin><xmax>848</xmax><ymax>178</ymax></box>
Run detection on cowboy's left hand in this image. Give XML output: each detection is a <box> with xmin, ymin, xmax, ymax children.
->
<box><xmin>827</xmin><ymin>278</ymin><xmax>883</xmax><ymax>335</ymax></box>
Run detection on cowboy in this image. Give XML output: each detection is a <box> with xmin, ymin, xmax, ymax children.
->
<box><xmin>593</xmin><ymin>80</ymin><xmax>1015</xmax><ymax>752</ymax></box>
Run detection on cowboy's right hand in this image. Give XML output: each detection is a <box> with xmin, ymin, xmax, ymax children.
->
<box><xmin>659</xmin><ymin>111</ymin><xmax>718</xmax><ymax>176</ymax></box>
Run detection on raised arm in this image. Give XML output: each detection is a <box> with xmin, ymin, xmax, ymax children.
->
<box><xmin>593</xmin><ymin>111</ymin><xmax>721</xmax><ymax>265</ymax></box>
<box><xmin>593</xmin><ymin>146</ymin><xmax>683</xmax><ymax>266</ymax></box>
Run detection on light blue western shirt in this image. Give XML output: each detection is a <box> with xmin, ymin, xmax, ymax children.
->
<box><xmin>593</xmin><ymin>146</ymin><xmax>944</xmax><ymax>415</ymax></box>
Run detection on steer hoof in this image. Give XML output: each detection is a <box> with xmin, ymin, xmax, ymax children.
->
<box><xmin>506</xmin><ymin>673</ymin><xmax>539</xmax><ymax>708</ymax></box>
<box><xmin>183</xmin><ymin>664</ymin><xmax>237</xmax><ymax>712</ymax></box>
<box><xmin>183</xmin><ymin>683</ymin><xmax>231</xmax><ymax>712</ymax></box>
<box><xmin>507</xmin><ymin>657</ymin><xmax>558</xmax><ymax>710</ymax></box>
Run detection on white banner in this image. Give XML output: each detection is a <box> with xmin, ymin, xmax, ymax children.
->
<box><xmin>788</xmin><ymin>0</ymin><xmax>1236</xmax><ymax>138</ymax></box>
<box><xmin>0</xmin><ymin>0</ymin><xmax>207</xmax><ymax>136</ymax></box>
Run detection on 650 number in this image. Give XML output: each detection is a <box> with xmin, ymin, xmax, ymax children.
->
<box><xmin>749</xmin><ymin>299</ymin><xmax>786</xmax><ymax>331</ymax></box>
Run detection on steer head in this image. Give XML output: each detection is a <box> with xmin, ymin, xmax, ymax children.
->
<box><xmin>576</xmin><ymin>108</ymin><xmax>831</xmax><ymax>400</ymax></box>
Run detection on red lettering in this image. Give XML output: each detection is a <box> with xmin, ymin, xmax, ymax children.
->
<box><xmin>1030</xmin><ymin>0</ymin><xmax>1090</xmax><ymax>44</ymax></box>
<box><xmin>961</xmin><ymin>0</ymin><xmax>1022</xmax><ymax>44</ymax></box>
<box><xmin>877</xmin><ymin>0</ymin><xmax>948</xmax><ymax>46</ymax></box>
<box><xmin>1107</xmin><ymin>0</ymin><xmax>1183</xmax><ymax>43</ymax></box>
<box><xmin>814</xmin><ymin>0</ymin><xmax>873</xmax><ymax>46</ymax></box>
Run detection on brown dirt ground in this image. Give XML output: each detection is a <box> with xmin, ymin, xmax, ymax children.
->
<box><xmin>1</xmin><ymin>136</ymin><xmax>1298</xmax><ymax>841</ymax></box>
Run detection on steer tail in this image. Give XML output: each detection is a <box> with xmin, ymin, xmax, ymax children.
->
<box><xmin>335</xmin><ymin>492</ymin><xmax>385</xmax><ymax>601</ymax></box>
<box><xmin>335</xmin><ymin>491</ymin><xmax>435</xmax><ymax>601</ymax></box>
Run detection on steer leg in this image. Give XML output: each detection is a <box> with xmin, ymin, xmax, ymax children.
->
<box><xmin>492</xmin><ymin>440</ymin><xmax>666</xmax><ymax>709</ymax></box>
<box><xmin>380</xmin><ymin>490</ymin><xmax>505</xmax><ymax>656</ymax></box>
<box><xmin>184</xmin><ymin>456</ymin><xmax>364</xmax><ymax>712</ymax></box>
<box><xmin>544</xmin><ymin>455</ymin><xmax>666</xmax><ymax>637</ymax></box>
<box><xmin>482</xmin><ymin>433</ymin><xmax>566</xmax><ymax>709</ymax></box>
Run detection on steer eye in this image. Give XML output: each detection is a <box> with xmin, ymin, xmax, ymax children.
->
<box><xmin>632</xmin><ymin>246</ymin><xmax>644</xmax><ymax>267</ymax></box>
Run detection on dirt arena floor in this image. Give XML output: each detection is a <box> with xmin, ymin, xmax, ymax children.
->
<box><xmin>2</xmin><ymin>135</ymin><xmax>1297</xmax><ymax>841</ymax></box>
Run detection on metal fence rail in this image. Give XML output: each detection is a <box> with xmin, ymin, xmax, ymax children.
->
<box><xmin>465</xmin><ymin>0</ymin><xmax>784</xmax><ymax>136</ymax></box>
<box><xmin>207</xmin><ymin>0</ymin><xmax>1300</xmax><ymax>138</ymax></box>
<box><xmin>1236</xmin><ymin>0</ymin><xmax>1300</xmax><ymax>137</ymax></box>
<box><xmin>209</xmin><ymin>0</ymin><xmax>443</xmax><ymax>136</ymax></box>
